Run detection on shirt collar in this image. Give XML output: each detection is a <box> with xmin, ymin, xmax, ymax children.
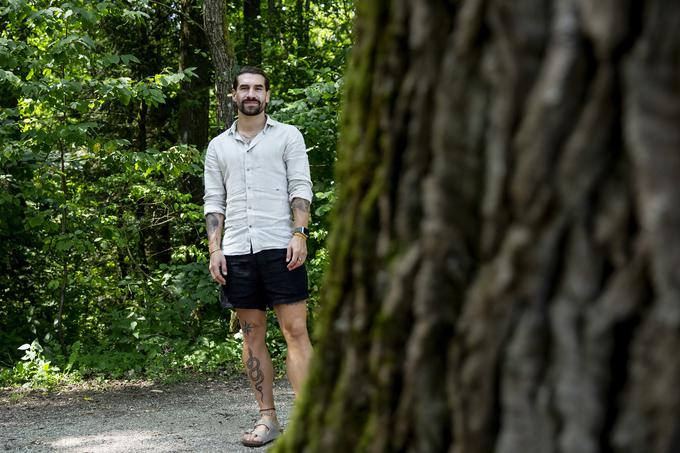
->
<box><xmin>227</xmin><ymin>115</ymin><xmax>278</xmax><ymax>136</ymax></box>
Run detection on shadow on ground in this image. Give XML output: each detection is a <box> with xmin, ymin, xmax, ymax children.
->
<box><xmin>0</xmin><ymin>378</ymin><xmax>294</xmax><ymax>452</ymax></box>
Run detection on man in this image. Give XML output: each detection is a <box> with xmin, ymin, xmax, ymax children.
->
<box><xmin>203</xmin><ymin>66</ymin><xmax>313</xmax><ymax>447</ymax></box>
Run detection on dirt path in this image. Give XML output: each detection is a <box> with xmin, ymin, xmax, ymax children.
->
<box><xmin>0</xmin><ymin>378</ymin><xmax>294</xmax><ymax>452</ymax></box>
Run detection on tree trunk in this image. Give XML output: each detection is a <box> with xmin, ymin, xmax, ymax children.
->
<box><xmin>203</xmin><ymin>0</ymin><xmax>236</xmax><ymax>132</ymax></box>
<box><xmin>178</xmin><ymin>0</ymin><xmax>211</xmax><ymax>207</ymax></box>
<box><xmin>273</xmin><ymin>1</ymin><xmax>680</xmax><ymax>453</ymax></box>
<box><xmin>243</xmin><ymin>0</ymin><xmax>262</xmax><ymax>64</ymax></box>
<box><xmin>179</xmin><ymin>0</ymin><xmax>210</xmax><ymax>150</ymax></box>
<box><xmin>295</xmin><ymin>0</ymin><xmax>310</xmax><ymax>58</ymax></box>
<box><xmin>267</xmin><ymin>0</ymin><xmax>281</xmax><ymax>43</ymax></box>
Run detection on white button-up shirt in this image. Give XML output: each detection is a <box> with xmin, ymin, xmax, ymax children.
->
<box><xmin>203</xmin><ymin>116</ymin><xmax>313</xmax><ymax>255</ymax></box>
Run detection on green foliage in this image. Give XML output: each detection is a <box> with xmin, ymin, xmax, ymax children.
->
<box><xmin>0</xmin><ymin>340</ymin><xmax>79</xmax><ymax>389</ymax></box>
<box><xmin>0</xmin><ymin>0</ymin><xmax>353</xmax><ymax>386</ymax></box>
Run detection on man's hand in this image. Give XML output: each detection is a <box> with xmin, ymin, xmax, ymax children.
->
<box><xmin>205</xmin><ymin>212</ymin><xmax>226</xmax><ymax>284</ymax></box>
<box><xmin>288</xmin><ymin>197</ymin><xmax>310</xmax><ymax>271</ymax></box>
<box><xmin>286</xmin><ymin>235</ymin><xmax>308</xmax><ymax>271</ymax></box>
<box><xmin>209</xmin><ymin>252</ymin><xmax>227</xmax><ymax>284</ymax></box>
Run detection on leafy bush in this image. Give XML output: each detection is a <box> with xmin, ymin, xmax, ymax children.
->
<box><xmin>0</xmin><ymin>340</ymin><xmax>79</xmax><ymax>389</ymax></box>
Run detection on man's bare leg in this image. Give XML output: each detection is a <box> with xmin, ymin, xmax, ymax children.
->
<box><xmin>236</xmin><ymin>309</ymin><xmax>279</xmax><ymax>444</ymax></box>
<box><xmin>274</xmin><ymin>301</ymin><xmax>313</xmax><ymax>395</ymax></box>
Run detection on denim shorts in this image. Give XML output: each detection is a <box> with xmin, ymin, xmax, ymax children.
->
<box><xmin>219</xmin><ymin>248</ymin><xmax>309</xmax><ymax>311</ymax></box>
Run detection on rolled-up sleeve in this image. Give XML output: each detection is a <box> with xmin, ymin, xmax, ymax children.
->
<box><xmin>283</xmin><ymin>127</ymin><xmax>313</xmax><ymax>203</ymax></box>
<box><xmin>203</xmin><ymin>141</ymin><xmax>226</xmax><ymax>215</ymax></box>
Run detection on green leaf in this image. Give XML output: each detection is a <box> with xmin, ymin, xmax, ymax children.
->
<box><xmin>55</xmin><ymin>239</ymin><xmax>72</xmax><ymax>251</ymax></box>
<box><xmin>0</xmin><ymin>69</ymin><xmax>21</xmax><ymax>85</ymax></box>
<box><xmin>121</xmin><ymin>54</ymin><xmax>140</xmax><ymax>64</ymax></box>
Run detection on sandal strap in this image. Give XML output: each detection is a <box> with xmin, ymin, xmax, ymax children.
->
<box><xmin>247</xmin><ymin>417</ymin><xmax>279</xmax><ymax>435</ymax></box>
<box><xmin>251</xmin><ymin>423</ymin><xmax>270</xmax><ymax>433</ymax></box>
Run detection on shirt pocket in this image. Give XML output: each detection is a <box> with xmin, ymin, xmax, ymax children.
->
<box><xmin>254</xmin><ymin>186</ymin><xmax>289</xmax><ymax>220</ymax></box>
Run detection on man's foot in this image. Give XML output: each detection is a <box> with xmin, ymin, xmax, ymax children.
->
<box><xmin>241</xmin><ymin>416</ymin><xmax>281</xmax><ymax>447</ymax></box>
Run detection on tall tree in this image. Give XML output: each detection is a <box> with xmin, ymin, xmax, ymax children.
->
<box><xmin>266</xmin><ymin>0</ymin><xmax>282</xmax><ymax>45</ymax></box>
<box><xmin>295</xmin><ymin>0</ymin><xmax>310</xmax><ymax>58</ymax></box>
<box><xmin>203</xmin><ymin>0</ymin><xmax>236</xmax><ymax>131</ymax></box>
<box><xmin>273</xmin><ymin>1</ymin><xmax>680</xmax><ymax>453</ymax></box>
<box><xmin>178</xmin><ymin>0</ymin><xmax>211</xmax><ymax>212</ymax></box>
<box><xmin>178</xmin><ymin>0</ymin><xmax>210</xmax><ymax>150</ymax></box>
<box><xmin>243</xmin><ymin>0</ymin><xmax>263</xmax><ymax>64</ymax></box>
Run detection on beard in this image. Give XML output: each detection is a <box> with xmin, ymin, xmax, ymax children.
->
<box><xmin>237</xmin><ymin>98</ymin><xmax>266</xmax><ymax>116</ymax></box>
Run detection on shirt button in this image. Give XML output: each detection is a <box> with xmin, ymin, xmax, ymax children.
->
<box><xmin>249</xmin><ymin>225</ymin><xmax>252</xmax><ymax>228</ymax></box>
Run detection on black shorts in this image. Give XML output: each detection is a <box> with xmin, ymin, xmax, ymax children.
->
<box><xmin>219</xmin><ymin>248</ymin><xmax>309</xmax><ymax>311</ymax></box>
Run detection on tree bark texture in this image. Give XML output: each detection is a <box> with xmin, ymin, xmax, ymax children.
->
<box><xmin>203</xmin><ymin>0</ymin><xmax>236</xmax><ymax>131</ymax></box>
<box><xmin>272</xmin><ymin>1</ymin><xmax>680</xmax><ymax>453</ymax></box>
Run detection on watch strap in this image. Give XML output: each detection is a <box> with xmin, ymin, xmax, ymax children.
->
<box><xmin>293</xmin><ymin>226</ymin><xmax>309</xmax><ymax>238</ymax></box>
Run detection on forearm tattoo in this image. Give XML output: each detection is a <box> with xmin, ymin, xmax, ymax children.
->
<box><xmin>206</xmin><ymin>212</ymin><xmax>224</xmax><ymax>249</ymax></box>
<box><xmin>291</xmin><ymin>197</ymin><xmax>310</xmax><ymax>213</ymax></box>
<box><xmin>246</xmin><ymin>347</ymin><xmax>265</xmax><ymax>402</ymax></box>
<box><xmin>206</xmin><ymin>213</ymin><xmax>223</xmax><ymax>236</ymax></box>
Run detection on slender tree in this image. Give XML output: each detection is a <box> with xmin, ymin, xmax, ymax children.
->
<box><xmin>295</xmin><ymin>0</ymin><xmax>310</xmax><ymax>58</ymax></box>
<box><xmin>179</xmin><ymin>0</ymin><xmax>210</xmax><ymax>150</ymax></box>
<box><xmin>243</xmin><ymin>0</ymin><xmax>263</xmax><ymax>64</ymax></box>
<box><xmin>203</xmin><ymin>0</ymin><xmax>236</xmax><ymax>131</ymax></box>
<box><xmin>178</xmin><ymin>0</ymin><xmax>211</xmax><ymax>210</ymax></box>
<box><xmin>267</xmin><ymin>0</ymin><xmax>282</xmax><ymax>45</ymax></box>
<box><xmin>273</xmin><ymin>1</ymin><xmax>680</xmax><ymax>453</ymax></box>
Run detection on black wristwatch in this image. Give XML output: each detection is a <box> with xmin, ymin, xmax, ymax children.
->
<box><xmin>293</xmin><ymin>226</ymin><xmax>309</xmax><ymax>239</ymax></box>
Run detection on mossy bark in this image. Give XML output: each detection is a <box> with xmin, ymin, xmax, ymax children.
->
<box><xmin>273</xmin><ymin>1</ymin><xmax>680</xmax><ymax>452</ymax></box>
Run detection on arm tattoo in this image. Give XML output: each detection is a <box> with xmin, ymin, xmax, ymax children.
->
<box><xmin>206</xmin><ymin>212</ymin><xmax>224</xmax><ymax>251</ymax></box>
<box><xmin>206</xmin><ymin>212</ymin><xmax>223</xmax><ymax>236</ymax></box>
<box><xmin>291</xmin><ymin>198</ymin><xmax>310</xmax><ymax>213</ymax></box>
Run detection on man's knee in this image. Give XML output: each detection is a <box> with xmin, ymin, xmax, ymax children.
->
<box><xmin>280</xmin><ymin>317</ymin><xmax>309</xmax><ymax>343</ymax></box>
<box><xmin>237</xmin><ymin>315</ymin><xmax>267</xmax><ymax>345</ymax></box>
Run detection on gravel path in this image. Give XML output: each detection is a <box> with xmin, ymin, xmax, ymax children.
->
<box><xmin>0</xmin><ymin>378</ymin><xmax>294</xmax><ymax>452</ymax></box>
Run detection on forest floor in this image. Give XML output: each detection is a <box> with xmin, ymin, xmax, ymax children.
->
<box><xmin>0</xmin><ymin>376</ymin><xmax>294</xmax><ymax>452</ymax></box>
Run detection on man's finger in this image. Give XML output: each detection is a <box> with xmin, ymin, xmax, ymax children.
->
<box><xmin>288</xmin><ymin>254</ymin><xmax>302</xmax><ymax>271</ymax></box>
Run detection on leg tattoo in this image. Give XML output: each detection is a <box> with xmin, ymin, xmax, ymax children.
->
<box><xmin>246</xmin><ymin>347</ymin><xmax>265</xmax><ymax>402</ymax></box>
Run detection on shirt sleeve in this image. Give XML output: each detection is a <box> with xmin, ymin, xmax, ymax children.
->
<box><xmin>203</xmin><ymin>140</ymin><xmax>226</xmax><ymax>215</ymax></box>
<box><xmin>283</xmin><ymin>126</ymin><xmax>313</xmax><ymax>203</ymax></box>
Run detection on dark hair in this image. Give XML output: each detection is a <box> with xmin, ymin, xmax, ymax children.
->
<box><xmin>232</xmin><ymin>66</ymin><xmax>270</xmax><ymax>91</ymax></box>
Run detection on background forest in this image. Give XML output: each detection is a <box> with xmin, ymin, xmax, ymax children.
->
<box><xmin>0</xmin><ymin>0</ymin><xmax>353</xmax><ymax>386</ymax></box>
